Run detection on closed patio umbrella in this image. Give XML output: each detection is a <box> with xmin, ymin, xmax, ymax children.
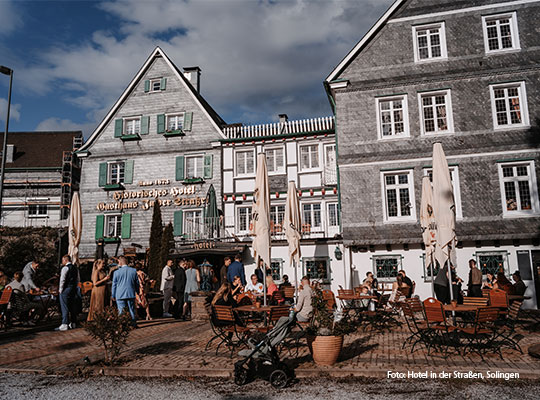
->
<box><xmin>420</xmin><ymin>176</ymin><xmax>436</xmax><ymax>296</ymax></box>
<box><xmin>284</xmin><ymin>180</ymin><xmax>302</xmax><ymax>298</ymax></box>
<box><xmin>205</xmin><ymin>184</ymin><xmax>219</xmax><ymax>238</ymax></box>
<box><xmin>68</xmin><ymin>191</ymin><xmax>82</xmax><ymax>266</ymax></box>
<box><xmin>252</xmin><ymin>153</ymin><xmax>271</xmax><ymax>305</ymax></box>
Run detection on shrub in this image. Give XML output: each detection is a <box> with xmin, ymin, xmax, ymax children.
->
<box><xmin>84</xmin><ymin>306</ymin><xmax>133</xmax><ymax>364</ymax></box>
<box><xmin>147</xmin><ymin>202</ymin><xmax>163</xmax><ymax>282</ymax></box>
<box><xmin>160</xmin><ymin>222</ymin><xmax>174</xmax><ymax>267</ymax></box>
<box><xmin>307</xmin><ymin>286</ymin><xmax>357</xmax><ymax>337</ymax></box>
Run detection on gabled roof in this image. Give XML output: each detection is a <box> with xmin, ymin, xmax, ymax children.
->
<box><xmin>325</xmin><ymin>0</ymin><xmax>406</xmax><ymax>83</ymax></box>
<box><xmin>78</xmin><ymin>47</ymin><xmax>226</xmax><ymax>152</ymax></box>
<box><xmin>0</xmin><ymin>131</ymin><xmax>81</xmax><ymax>168</ymax></box>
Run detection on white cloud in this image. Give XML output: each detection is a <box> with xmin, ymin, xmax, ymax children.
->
<box><xmin>16</xmin><ymin>0</ymin><xmax>394</xmax><ymax>125</ymax></box>
<box><xmin>35</xmin><ymin>117</ymin><xmax>95</xmax><ymax>134</ymax></box>
<box><xmin>0</xmin><ymin>98</ymin><xmax>21</xmax><ymax>123</ymax></box>
<box><xmin>0</xmin><ymin>0</ymin><xmax>22</xmax><ymax>36</ymax></box>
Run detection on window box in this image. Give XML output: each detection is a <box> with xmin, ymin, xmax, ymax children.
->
<box><xmin>182</xmin><ymin>177</ymin><xmax>205</xmax><ymax>184</ymax></box>
<box><xmin>103</xmin><ymin>183</ymin><xmax>125</xmax><ymax>191</ymax></box>
<box><xmin>164</xmin><ymin>129</ymin><xmax>185</xmax><ymax>137</ymax></box>
<box><xmin>103</xmin><ymin>237</ymin><xmax>121</xmax><ymax>243</ymax></box>
<box><xmin>120</xmin><ymin>134</ymin><xmax>141</xmax><ymax>141</ymax></box>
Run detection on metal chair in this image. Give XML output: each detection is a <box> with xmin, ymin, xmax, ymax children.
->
<box><xmin>210</xmin><ymin>305</ymin><xmax>251</xmax><ymax>358</ymax></box>
<box><xmin>0</xmin><ymin>287</ymin><xmax>13</xmax><ymax>330</ymax></box>
<box><xmin>401</xmin><ymin>302</ymin><xmax>429</xmax><ymax>353</ymax></box>
<box><xmin>459</xmin><ymin>307</ymin><xmax>501</xmax><ymax>358</ymax></box>
<box><xmin>496</xmin><ymin>300</ymin><xmax>524</xmax><ymax>354</ymax></box>
<box><xmin>423</xmin><ymin>297</ymin><xmax>458</xmax><ymax>356</ymax></box>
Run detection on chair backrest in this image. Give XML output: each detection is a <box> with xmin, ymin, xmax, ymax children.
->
<box><xmin>213</xmin><ymin>305</ymin><xmax>236</xmax><ymax>323</ymax></box>
<box><xmin>283</xmin><ymin>286</ymin><xmax>295</xmax><ymax>299</ymax></box>
<box><xmin>0</xmin><ymin>286</ymin><xmax>13</xmax><ymax>305</ymax></box>
<box><xmin>405</xmin><ymin>297</ymin><xmax>423</xmax><ymax>313</ymax></box>
<box><xmin>82</xmin><ymin>281</ymin><xmax>93</xmax><ymax>295</ymax></box>
<box><xmin>463</xmin><ymin>297</ymin><xmax>489</xmax><ymax>307</ymax></box>
<box><xmin>508</xmin><ymin>300</ymin><xmax>522</xmax><ymax>320</ymax></box>
<box><xmin>269</xmin><ymin>306</ymin><xmax>290</xmax><ymax>322</ymax></box>
<box><xmin>489</xmin><ymin>289</ymin><xmax>508</xmax><ymax>308</ymax></box>
<box><xmin>398</xmin><ymin>286</ymin><xmax>410</xmax><ymax>298</ymax></box>
<box><xmin>272</xmin><ymin>290</ymin><xmax>284</xmax><ymax>302</ymax></box>
<box><xmin>322</xmin><ymin>290</ymin><xmax>336</xmax><ymax>310</ymax></box>
<box><xmin>337</xmin><ymin>289</ymin><xmax>354</xmax><ymax>297</ymax></box>
<box><xmin>482</xmin><ymin>288</ymin><xmax>491</xmax><ymax>298</ymax></box>
<box><xmin>475</xmin><ymin>307</ymin><xmax>499</xmax><ymax>330</ymax></box>
<box><xmin>423</xmin><ymin>297</ymin><xmax>446</xmax><ymax>323</ymax></box>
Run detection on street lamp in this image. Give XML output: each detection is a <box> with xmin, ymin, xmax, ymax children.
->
<box><xmin>0</xmin><ymin>65</ymin><xmax>13</xmax><ymax>227</ymax></box>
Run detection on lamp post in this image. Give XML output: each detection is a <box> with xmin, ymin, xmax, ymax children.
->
<box><xmin>0</xmin><ymin>65</ymin><xmax>13</xmax><ymax>227</ymax></box>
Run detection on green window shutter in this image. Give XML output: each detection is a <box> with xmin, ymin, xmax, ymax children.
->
<box><xmin>124</xmin><ymin>160</ymin><xmax>134</xmax><ymax>184</ymax></box>
<box><xmin>95</xmin><ymin>215</ymin><xmax>105</xmax><ymax>240</ymax></box>
<box><xmin>174</xmin><ymin>210</ymin><xmax>183</xmax><ymax>236</ymax></box>
<box><xmin>144</xmin><ymin>80</ymin><xmax>150</xmax><ymax>92</ymax></box>
<box><xmin>160</xmin><ymin>77</ymin><xmax>167</xmax><ymax>90</ymax></box>
<box><xmin>98</xmin><ymin>162</ymin><xmax>108</xmax><ymax>187</ymax></box>
<box><xmin>140</xmin><ymin>116</ymin><xmax>150</xmax><ymax>135</ymax></box>
<box><xmin>157</xmin><ymin>114</ymin><xmax>166</xmax><ymax>134</ymax></box>
<box><xmin>114</xmin><ymin>119</ymin><xmax>123</xmax><ymax>138</ymax></box>
<box><xmin>203</xmin><ymin>154</ymin><xmax>213</xmax><ymax>179</ymax></box>
<box><xmin>121</xmin><ymin>214</ymin><xmax>132</xmax><ymax>239</ymax></box>
<box><xmin>175</xmin><ymin>156</ymin><xmax>185</xmax><ymax>181</ymax></box>
<box><xmin>183</xmin><ymin>112</ymin><xmax>193</xmax><ymax>132</ymax></box>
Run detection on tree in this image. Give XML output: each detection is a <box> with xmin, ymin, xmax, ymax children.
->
<box><xmin>160</xmin><ymin>222</ymin><xmax>175</xmax><ymax>267</ymax></box>
<box><xmin>148</xmin><ymin>201</ymin><xmax>163</xmax><ymax>282</ymax></box>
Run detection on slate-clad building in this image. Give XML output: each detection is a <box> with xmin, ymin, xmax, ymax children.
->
<box><xmin>325</xmin><ymin>0</ymin><xmax>540</xmax><ymax>307</ymax></box>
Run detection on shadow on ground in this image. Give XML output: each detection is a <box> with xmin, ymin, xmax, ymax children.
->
<box><xmin>134</xmin><ymin>340</ymin><xmax>192</xmax><ymax>355</ymax></box>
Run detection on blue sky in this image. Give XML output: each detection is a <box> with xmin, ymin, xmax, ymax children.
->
<box><xmin>0</xmin><ymin>0</ymin><xmax>393</xmax><ymax>137</ymax></box>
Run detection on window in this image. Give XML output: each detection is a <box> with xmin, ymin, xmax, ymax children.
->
<box><xmin>413</xmin><ymin>23</ymin><xmax>447</xmax><ymax>62</ymax></box>
<box><xmin>373</xmin><ymin>255</ymin><xmax>402</xmax><ymax>280</ymax></box>
<box><xmin>270</xmin><ymin>205</ymin><xmax>285</xmax><ymax>233</ymax></box>
<box><xmin>185</xmin><ymin>155</ymin><xmax>204</xmax><ymax>179</ymax></box>
<box><xmin>424</xmin><ymin>167</ymin><xmax>462</xmax><ymax>218</ymax></box>
<box><xmin>266</xmin><ymin>147</ymin><xmax>285</xmax><ymax>173</ymax></box>
<box><xmin>498</xmin><ymin>161</ymin><xmax>539</xmax><ymax>215</ymax></box>
<box><xmin>302</xmin><ymin>203</ymin><xmax>322</xmax><ymax>231</ymax></box>
<box><xmin>377</xmin><ymin>96</ymin><xmax>409</xmax><ymax>139</ymax></box>
<box><xmin>299</xmin><ymin>144</ymin><xmax>319</xmax><ymax>170</ymax></box>
<box><xmin>150</xmin><ymin>78</ymin><xmax>161</xmax><ymax>92</ymax></box>
<box><xmin>303</xmin><ymin>258</ymin><xmax>329</xmax><ymax>282</ymax></box>
<box><xmin>237</xmin><ymin>207</ymin><xmax>252</xmax><ymax>233</ymax></box>
<box><xmin>482</xmin><ymin>12</ymin><xmax>520</xmax><ymax>53</ymax></box>
<box><xmin>108</xmin><ymin>161</ymin><xmax>125</xmax><ymax>184</ymax></box>
<box><xmin>28</xmin><ymin>204</ymin><xmax>47</xmax><ymax>217</ymax></box>
<box><xmin>270</xmin><ymin>259</ymin><xmax>283</xmax><ymax>282</ymax></box>
<box><xmin>167</xmin><ymin>114</ymin><xmax>184</xmax><ymax>131</ymax></box>
<box><xmin>184</xmin><ymin>210</ymin><xmax>203</xmax><ymax>240</ymax></box>
<box><xmin>382</xmin><ymin>171</ymin><xmax>416</xmax><ymax>221</ymax></box>
<box><xmin>328</xmin><ymin>203</ymin><xmax>340</xmax><ymax>227</ymax></box>
<box><xmin>476</xmin><ymin>251</ymin><xmax>509</xmax><ymax>276</ymax></box>
<box><xmin>236</xmin><ymin>150</ymin><xmax>255</xmax><ymax>176</ymax></box>
<box><xmin>105</xmin><ymin>215</ymin><xmax>122</xmax><ymax>237</ymax></box>
<box><xmin>490</xmin><ymin>82</ymin><xmax>529</xmax><ymax>129</ymax></box>
<box><xmin>124</xmin><ymin>118</ymin><xmax>141</xmax><ymax>135</ymax></box>
<box><xmin>421</xmin><ymin>254</ymin><xmax>440</xmax><ymax>282</ymax></box>
<box><xmin>419</xmin><ymin>90</ymin><xmax>453</xmax><ymax>134</ymax></box>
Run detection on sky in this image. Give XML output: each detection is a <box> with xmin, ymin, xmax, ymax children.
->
<box><xmin>0</xmin><ymin>0</ymin><xmax>394</xmax><ymax>138</ymax></box>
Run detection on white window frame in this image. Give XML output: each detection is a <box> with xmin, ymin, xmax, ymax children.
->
<box><xmin>299</xmin><ymin>143</ymin><xmax>321</xmax><ymax>171</ymax></box>
<box><xmin>412</xmin><ymin>22</ymin><xmax>448</xmax><ymax>63</ymax></box>
<box><xmin>498</xmin><ymin>161</ymin><xmax>540</xmax><ymax>217</ymax></box>
<box><xmin>270</xmin><ymin>204</ymin><xmax>286</xmax><ymax>233</ymax></box>
<box><xmin>301</xmin><ymin>202</ymin><xmax>323</xmax><ymax>232</ymax></box>
<box><xmin>184</xmin><ymin>208</ymin><xmax>203</xmax><ymax>240</ymax></box>
<box><xmin>489</xmin><ymin>81</ymin><xmax>529</xmax><ymax>130</ymax></box>
<box><xmin>418</xmin><ymin>89</ymin><xmax>454</xmax><ymax>135</ymax></box>
<box><xmin>235</xmin><ymin>149</ymin><xmax>256</xmax><ymax>177</ymax></box>
<box><xmin>107</xmin><ymin>161</ymin><xmax>125</xmax><ymax>185</ymax></box>
<box><xmin>27</xmin><ymin>202</ymin><xmax>48</xmax><ymax>218</ymax></box>
<box><xmin>105</xmin><ymin>214</ymin><xmax>122</xmax><ymax>238</ymax></box>
<box><xmin>376</xmin><ymin>95</ymin><xmax>410</xmax><ymax>140</ymax></box>
<box><xmin>150</xmin><ymin>78</ymin><xmax>162</xmax><ymax>92</ymax></box>
<box><xmin>482</xmin><ymin>12</ymin><xmax>520</xmax><ymax>54</ymax></box>
<box><xmin>423</xmin><ymin>167</ymin><xmax>463</xmax><ymax>219</ymax></box>
<box><xmin>123</xmin><ymin>117</ymin><xmax>141</xmax><ymax>136</ymax></box>
<box><xmin>327</xmin><ymin>202</ymin><xmax>340</xmax><ymax>227</ymax></box>
<box><xmin>185</xmin><ymin>154</ymin><xmax>204</xmax><ymax>179</ymax></box>
<box><xmin>166</xmin><ymin>113</ymin><xmax>185</xmax><ymax>132</ymax></box>
<box><xmin>236</xmin><ymin>206</ymin><xmax>252</xmax><ymax>234</ymax></box>
<box><xmin>381</xmin><ymin>170</ymin><xmax>416</xmax><ymax>223</ymax></box>
<box><xmin>265</xmin><ymin>146</ymin><xmax>285</xmax><ymax>175</ymax></box>
<box><xmin>302</xmin><ymin>257</ymin><xmax>330</xmax><ymax>283</ymax></box>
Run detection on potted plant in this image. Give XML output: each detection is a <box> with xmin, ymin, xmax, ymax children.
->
<box><xmin>306</xmin><ymin>286</ymin><xmax>356</xmax><ymax>366</ymax></box>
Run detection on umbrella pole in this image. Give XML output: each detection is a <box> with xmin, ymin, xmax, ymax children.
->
<box><xmin>261</xmin><ymin>256</ymin><xmax>267</xmax><ymax>307</ymax></box>
<box><xmin>430</xmin><ymin>252</ymin><xmax>435</xmax><ymax>298</ymax></box>
<box><xmin>293</xmin><ymin>259</ymin><xmax>298</xmax><ymax>304</ymax></box>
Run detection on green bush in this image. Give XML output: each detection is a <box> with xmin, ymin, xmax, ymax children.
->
<box><xmin>307</xmin><ymin>287</ymin><xmax>357</xmax><ymax>337</ymax></box>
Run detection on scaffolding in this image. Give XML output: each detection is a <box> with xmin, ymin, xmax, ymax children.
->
<box><xmin>60</xmin><ymin>136</ymin><xmax>82</xmax><ymax>219</ymax></box>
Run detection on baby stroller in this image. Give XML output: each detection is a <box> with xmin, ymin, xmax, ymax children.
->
<box><xmin>234</xmin><ymin>311</ymin><xmax>297</xmax><ymax>389</ymax></box>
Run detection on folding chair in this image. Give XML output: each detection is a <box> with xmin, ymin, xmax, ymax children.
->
<box><xmin>496</xmin><ymin>300</ymin><xmax>524</xmax><ymax>354</ymax></box>
<box><xmin>282</xmin><ymin>287</ymin><xmax>295</xmax><ymax>304</ymax></box>
<box><xmin>423</xmin><ymin>297</ymin><xmax>458</xmax><ymax>356</ymax></box>
<box><xmin>211</xmin><ymin>305</ymin><xmax>251</xmax><ymax>358</ymax></box>
<box><xmin>459</xmin><ymin>307</ymin><xmax>501</xmax><ymax>358</ymax></box>
<box><xmin>271</xmin><ymin>290</ymin><xmax>285</xmax><ymax>305</ymax></box>
<box><xmin>401</xmin><ymin>302</ymin><xmax>429</xmax><ymax>353</ymax></box>
<box><xmin>258</xmin><ymin>305</ymin><xmax>290</xmax><ymax>333</ymax></box>
<box><xmin>0</xmin><ymin>287</ymin><xmax>13</xmax><ymax>330</ymax></box>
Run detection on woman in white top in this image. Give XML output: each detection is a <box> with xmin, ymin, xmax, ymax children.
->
<box><xmin>244</xmin><ymin>274</ymin><xmax>263</xmax><ymax>295</ymax></box>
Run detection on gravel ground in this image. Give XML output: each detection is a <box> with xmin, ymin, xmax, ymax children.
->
<box><xmin>0</xmin><ymin>373</ymin><xmax>539</xmax><ymax>400</ymax></box>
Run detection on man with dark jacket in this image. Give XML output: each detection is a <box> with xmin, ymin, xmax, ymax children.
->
<box><xmin>173</xmin><ymin>259</ymin><xmax>187</xmax><ymax>319</ymax></box>
<box><xmin>220</xmin><ymin>257</ymin><xmax>231</xmax><ymax>284</ymax></box>
<box><xmin>512</xmin><ymin>271</ymin><xmax>527</xmax><ymax>296</ymax></box>
<box><xmin>467</xmin><ymin>259</ymin><xmax>483</xmax><ymax>297</ymax></box>
<box><xmin>56</xmin><ymin>255</ymin><xmax>80</xmax><ymax>331</ymax></box>
<box><xmin>227</xmin><ymin>254</ymin><xmax>246</xmax><ymax>286</ymax></box>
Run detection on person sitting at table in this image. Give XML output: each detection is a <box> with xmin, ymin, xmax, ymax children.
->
<box><xmin>358</xmin><ymin>285</ymin><xmax>376</xmax><ymax>311</ymax></box>
<box><xmin>494</xmin><ymin>272</ymin><xmax>515</xmax><ymax>294</ymax></box>
<box><xmin>483</xmin><ymin>272</ymin><xmax>495</xmax><ymax>290</ymax></box>
<box><xmin>266</xmin><ymin>275</ymin><xmax>279</xmax><ymax>298</ymax></box>
<box><xmin>21</xmin><ymin>260</ymin><xmax>40</xmax><ymax>293</ymax></box>
<box><xmin>294</xmin><ymin>276</ymin><xmax>313</xmax><ymax>322</ymax></box>
<box><xmin>512</xmin><ymin>271</ymin><xmax>526</xmax><ymax>296</ymax></box>
<box><xmin>279</xmin><ymin>275</ymin><xmax>292</xmax><ymax>290</ymax></box>
<box><xmin>363</xmin><ymin>271</ymin><xmax>380</xmax><ymax>299</ymax></box>
<box><xmin>7</xmin><ymin>272</ymin><xmax>42</xmax><ymax>326</ymax></box>
<box><xmin>245</xmin><ymin>274</ymin><xmax>263</xmax><ymax>295</ymax></box>
<box><xmin>87</xmin><ymin>259</ymin><xmax>110</xmax><ymax>321</ymax></box>
<box><xmin>211</xmin><ymin>282</ymin><xmax>237</xmax><ymax>307</ymax></box>
<box><xmin>0</xmin><ymin>269</ymin><xmax>9</xmax><ymax>291</ymax></box>
<box><xmin>231</xmin><ymin>275</ymin><xmax>244</xmax><ymax>302</ymax></box>
<box><xmin>389</xmin><ymin>274</ymin><xmax>409</xmax><ymax>303</ymax></box>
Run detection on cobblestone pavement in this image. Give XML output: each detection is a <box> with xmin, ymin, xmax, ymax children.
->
<box><xmin>0</xmin><ymin>317</ymin><xmax>539</xmax><ymax>379</ymax></box>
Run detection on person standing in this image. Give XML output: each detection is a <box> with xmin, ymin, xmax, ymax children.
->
<box><xmin>434</xmin><ymin>264</ymin><xmax>449</xmax><ymax>304</ymax></box>
<box><xmin>57</xmin><ymin>255</ymin><xmax>80</xmax><ymax>331</ymax></box>
<box><xmin>183</xmin><ymin>259</ymin><xmax>200</xmax><ymax>319</ymax></box>
<box><xmin>111</xmin><ymin>256</ymin><xmax>139</xmax><ymax>326</ymax></box>
<box><xmin>22</xmin><ymin>261</ymin><xmax>40</xmax><ymax>293</ymax></box>
<box><xmin>467</xmin><ymin>259</ymin><xmax>483</xmax><ymax>297</ymax></box>
<box><xmin>220</xmin><ymin>257</ymin><xmax>231</xmax><ymax>285</ymax></box>
<box><xmin>172</xmin><ymin>259</ymin><xmax>187</xmax><ymax>320</ymax></box>
<box><xmin>227</xmin><ymin>254</ymin><xmax>246</xmax><ymax>286</ymax></box>
<box><xmin>87</xmin><ymin>259</ymin><xmax>110</xmax><ymax>321</ymax></box>
<box><xmin>135</xmin><ymin>263</ymin><xmax>152</xmax><ymax>321</ymax></box>
<box><xmin>160</xmin><ymin>259</ymin><xmax>175</xmax><ymax>318</ymax></box>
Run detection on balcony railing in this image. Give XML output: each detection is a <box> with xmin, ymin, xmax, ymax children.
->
<box><xmin>324</xmin><ymin>166</ymin><xmax>337</xmax><ymax>185</ymax></box>
<box><xmin>181</xmin><ymin>216</ymin><xmax>226</xmax><ymax>241</ymax></box>
<box><xmin>223</xmin><ymin>116</ymin><xmax>335</xmax><ymax>139</ymax></box>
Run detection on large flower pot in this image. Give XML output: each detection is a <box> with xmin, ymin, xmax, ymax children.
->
<box><xmin>307</xmin><ymin>335</ymin><xmax>344</xmax><ymax>366</ymax></box>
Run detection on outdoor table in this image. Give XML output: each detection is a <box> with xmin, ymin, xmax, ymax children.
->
<box><xmin>443</xmin><ymin>304</ymin><xmax>484</xmax><ymax>313</ymax></box>
<box><xmin>235</xmin><ymin>304</ymin><xmax>281</xmax><ymax>328</ymax></box>
<box><xmin>337</xmin><ymin>295</ymin><xmax>378</xmax><ymax>319</ymax></box>
<box><xmin>29</xmin><ymin>290</ymin><xmax>57</xmax><ymax>321</ymax></box>
<box><xmin>508</xmin><ymin>295</ymin><xmax>531</xmax><ymax>301</ymax></box>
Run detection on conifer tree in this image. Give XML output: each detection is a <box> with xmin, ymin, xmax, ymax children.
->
<box><xmin>160</xmin><ymin>222</ymin><xmax>175</xmax><ymax>267</ymax></box>
<box><xmin>148</xmin><ymin>202</ymin><xmax>163</xmax><ymax>282</ymax></box>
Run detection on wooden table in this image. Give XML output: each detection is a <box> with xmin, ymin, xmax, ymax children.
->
<box><xmin>508</xmin><ymin>295</ymin><xmax>531</xmax><ymax>301</ymax></box>
<box><xmin>235</xmin><ymin>305</ymin><xmax>278</xmax><ymax>313</ymax></box>
<box><xmin>337</xmin><ymin>295</ymin><xmax>377</xmax><ymax>301</ymax></box>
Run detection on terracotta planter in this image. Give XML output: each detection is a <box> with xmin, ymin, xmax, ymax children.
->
<box><xmin>307</xmin><ymin>335</ymin><xmax>344</xmax><ymax>366</ymax></box>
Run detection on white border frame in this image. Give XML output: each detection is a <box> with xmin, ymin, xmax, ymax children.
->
<box><xmin>123</xmin><ymin>115</ymin><xmax>142</xmax><ymax>136</ymax></box>
<box><xmin>497</xmin><ymin>160</ymin><xmax>540</xmax><ymax>218</ymax></box>
<box><xmin>263</xmin><ymin>145</ymin><xmax>286</xmax><ymax>175</ymax></box>
<box><xmin>298</xmin><ymin>142</ymin><xmax>322</xmax><ymax>172</ymax></box>
<box><xmin>184</xmin><ymin>153</ymin><xmax>205</xmax><ymax>180</ymax></box>
<box><xmin>423</xmin><ymin>166</ymin><xmax>463</xmax><ymax>219</ymax></box>
<box><xmin>165</xmin><ymin>112</ymin><xmax>185</xmax><ymax>131</ymax></box>
<box><xmin>376</xmin><ymin>95</ymin><xmax>410</xmax><ymax>140</ymax></box>
<box><xmin>412</xmin><ymin>22</ymin><xmax>448</xmax><ymax>63</ymax></box>
<box><xmin>489</xmin><ymin>81</ymin><xmax>530</xmax><ymax>130</ymax></box>
<box><xmin>380</xmin><ymin>169</ymin><xmax>417</xmax><ymax>223</ymax></box>
<box><xmin>300</xmin><ymin>201</ymin><xmax>325</xmax><ymax>232</ymax></box>
<box><xmin>418</xmin><ymin>89</ymin><xmax>455</xmax><ymax>135</ymax></box>
<box><xmin>183</xmin><ymin>208</ymin><xmax>204</xmax><ymax>240</ymax></box>
<box><xmin>482</xmin><ymin>11</ymin><xmax>521</xmax><ymax>54</ymax></box>
<box><xmin>234</xmin><ymin>148</ymin><xmax>256</xmax><ymax>177</ymax></box>
<box><xmin>149</xmin><ymin>78</ymin><xmax>162</xmax><ymax>92</ymax></box>
<box><xmin>105</xmin><ymin>214</ymin><xmax>122</xmax><ymax>238</ymax></box>
<box><xmin>235</xmin><ymin>205</ymin><xmax>253</xmax><ymax>235</ymax></box>
<box><xmin>106</xmin><ymin>160</ymin><xmax>126</xmax><ymax>185</ymax></box>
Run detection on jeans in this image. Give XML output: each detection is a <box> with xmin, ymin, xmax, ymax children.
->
<box><xmin>60</xmin><ymin>285</ymin><xmax>77</xmax><ymax>325</ymax></box>
<box><xmin>116</xmin><ymin>298</ymin><xmax>137</xmax><ymax>324</ymax></box>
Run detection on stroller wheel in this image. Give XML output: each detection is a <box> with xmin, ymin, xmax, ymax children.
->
<box><xmin>269</xmin><ymin>369</ymin><xmax>288</xmax><ymax>389</ymax></box>
<box><xmin>234</xmin><ymin>365</ymin><xmax>249</xmax><ymax>386</ymax></box>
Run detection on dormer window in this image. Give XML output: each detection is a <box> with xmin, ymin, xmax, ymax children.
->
<box><xmin>144</xmin><ymin>77</ymin><xmax>167</xmax><ymax>93</ymax></box>
<box><xmin>151</xmin><ymin>78</ymin><xmax>161</xmax><ymax>92</ymax></box>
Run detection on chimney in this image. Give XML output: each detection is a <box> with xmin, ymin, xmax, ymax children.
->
<box><xmin>6</xmin><ymin>144</ymin><xmax>15</xmax><ymax>163</ymax></box>
<box><xmin>279</xmin><ymin>114</ymin><xmax>288</xmax><ymax>133</ymax></box>
<box><xmin>183</xmin><ymin>67</ymin><xmax>201</xmax><ymax>93</ymax></box>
